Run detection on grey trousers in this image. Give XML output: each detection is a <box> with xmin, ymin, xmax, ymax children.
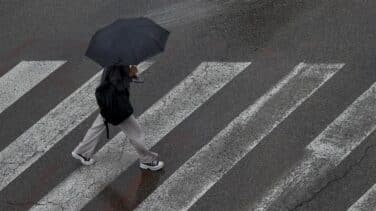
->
<box><xmin>72</xmin><ymin>113</ymin><xmax>158</xmax><ymax>163</ymax></box>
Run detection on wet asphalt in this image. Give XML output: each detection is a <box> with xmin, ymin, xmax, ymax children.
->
<box><xmin>0</xmin><ymin>0</ymin><xmax>376</xmax><ymax>210</ymax></box>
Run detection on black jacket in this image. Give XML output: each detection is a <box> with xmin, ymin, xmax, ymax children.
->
<box><xmin>98</xmin><ymin>66</ymin><xmax>134</xmax><ymax>138</ymax></box>
<box><xmin>99</xmin><ymin>65</ymin><xmax>133</xmax><ymax>118</ymax></box>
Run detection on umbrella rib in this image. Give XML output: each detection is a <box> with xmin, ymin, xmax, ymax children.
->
<box><xmin>128</xmin><ymin>32</ymin><xmax>139</xmax><ymax>64</ymax></box>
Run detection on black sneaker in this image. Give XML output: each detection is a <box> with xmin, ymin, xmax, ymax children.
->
<box><xmin>139</xmin><ymin>159</ymin><xmax>164</xmax><ymax>171</ymax></box>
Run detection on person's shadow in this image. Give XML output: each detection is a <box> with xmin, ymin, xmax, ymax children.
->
<box><xmin>102</xmin><ymin>168</ymin><xmax>165</xmax><ymax>211</ymax></box>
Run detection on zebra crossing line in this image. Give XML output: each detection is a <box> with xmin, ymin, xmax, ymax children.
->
<box><xmin>135</xmin><ymin>63</ymin><xmax>344</xmax><ymax>211</ymax></box>
<box><xmin>0</xmin><ymin>60</ymin><xmax>66</xmax><ymax>114</ymax></box>
<box><xmin>252</xmin><ymin>79</ymin><xmax>376</xmax><ymax>211</ymax></box>
<box><xmin>348</xmin><ymin>183</ymin><xmax>376</xmax><ymax>211</ymax></box>
<box><xmin>29</xmin><ymin>62</ymin><xmax>251</xmax><ymax>211</ymax></box>
<box><xmin>0</xmin><ymin>61</ymin><xmax>154</xmax><ymax>192</ymax></box>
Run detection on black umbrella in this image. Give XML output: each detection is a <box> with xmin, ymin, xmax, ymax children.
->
<box><xmin>85</xmin><ymin>17</ymin><xmax>170</xmax><ymax>67</ymax></box>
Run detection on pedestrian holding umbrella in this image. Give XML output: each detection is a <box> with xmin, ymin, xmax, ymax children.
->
<box><xmin>71</xmin><ymin>17</ymin><xmax>169</xmax><ymax>171</ymax></box>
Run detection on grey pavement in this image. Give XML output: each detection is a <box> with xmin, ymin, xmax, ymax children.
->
<box><xmin>0</xmin><ymin>0</ymin><xmax>375</xmax><ymax>210</ymax></box>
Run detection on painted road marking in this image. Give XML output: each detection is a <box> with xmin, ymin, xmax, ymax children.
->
<box><xmin>348</xmin><ymin>183</ymin><xmax>376</xmax><ymax>211</ymax></box>
<box><xmin>252</xmin><ymin>78</ymin><xmax>376</xmax><ymax>211</ymax></box>
<box><xmin>29</xmin><ymin>62</ymin><xmax>251</xmax><ymax>211</ymax></box>
<box><xmin>0</xmin><ymin>60</ymin><xmax>66</xmax><ymax>114</ymax></box>
<box><xmin>0</xmin><ymin>62</ymin><xmax>154</xmax><ymax>192</ymax></box>
<box><xmin>135</xmin><ymin>63</ymin><xmax>344</xmax><ymax>211</ymax></box>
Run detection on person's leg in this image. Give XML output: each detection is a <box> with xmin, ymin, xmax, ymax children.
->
<box><xmin>118</xmin><ymin>114</ymin><xmax>164</xmax><ymax>170</ymax></box>
<box><xmin>72</xmin><ymin>113</ymin><xmax>106</xmax><ymax>162</ymax></box>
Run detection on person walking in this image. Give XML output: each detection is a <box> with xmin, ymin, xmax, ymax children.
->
<box><xmin>71</xmin><ymin>64</ymin><xmax>164</xmax><ymax>171</ymax></box>
<box><xmin>75</xmin><ymin>17</ymin><xmax>169</xmax><ymax>171</ymax></box>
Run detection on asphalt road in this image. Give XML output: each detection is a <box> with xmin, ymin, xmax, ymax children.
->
<box><xmin>0</xmin><ymin>0</ymin><xmax>376</xmax><ymax>210</ymax></box>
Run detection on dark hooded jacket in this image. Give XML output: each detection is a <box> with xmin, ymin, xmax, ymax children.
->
<box><xmin>99</xmin><ymin>64</ymin><xmax>133</xmax><ymax>116</ymax></box>
<box><xmin>97</xmin><ymin>65</ymin><xmax>133</xmax><ymax>138</ymax></box>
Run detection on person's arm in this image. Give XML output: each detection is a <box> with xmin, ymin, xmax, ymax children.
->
<box><xmin>129</xmin><ymin>65</ymin><xmax>138</xmax><ymax>78</ymax></box>
<box><xmin>128</xmin><ymin>65</ymin><xmax>144</xmax><ymax>83</ymax></box>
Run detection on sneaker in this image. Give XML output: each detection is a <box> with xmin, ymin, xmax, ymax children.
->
<box><xmin>139</xmin><ymin>159</ymin><xmax>164</xmax><ymax>171</ymax></box>
<box><xmin>71</xmin><ymin>151</ymin><xmax>95</xmax><ymax>165</ymax></box>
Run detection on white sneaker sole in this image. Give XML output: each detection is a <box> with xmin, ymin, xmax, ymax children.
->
<box><xmin>71</xmin><ymin>152</ymin><xmax>95</xmax><ymax>165</ymax></box>
<box><xmin>139</xmin><ymin>161</ymin><xmax>164</xmax><ymax>171</ymax></box>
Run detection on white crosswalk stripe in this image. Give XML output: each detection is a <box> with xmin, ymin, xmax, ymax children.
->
<box><xmin>135</xmin><ymin>63</ymin><xmax>344</xmax><ymax>211</ymax></box>
<box><xmin>29</xmin><ymin>62</ymin><xmax>251</xmax><ymax>211</ymax></box>
<box><xmin>0</xmin><ymin>60</ymin><xmax>66</xmax><ymax>114</ymax></box>
<box><xmin>252</xmin><ymin>79</ymin><xmax>376</xmax><ymax>211</ymax></box>
<box><xmin>348</xmin><ymin>183</ymin><xmax>376</xmax><ymax>211</ymax></box>
<box><xmin>0</xmin><ymin>61</ymin><xmax>154</xmax><ymax>192</ymax></box>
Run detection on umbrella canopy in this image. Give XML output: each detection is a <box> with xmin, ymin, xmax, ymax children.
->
<box><xmin>85</xmin><ymin>17</ymin><xmax>170</xmax><ymax>67</ymax></box>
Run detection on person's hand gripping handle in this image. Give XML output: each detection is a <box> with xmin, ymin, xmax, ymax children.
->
<box><xmin>129</xmin><ymin>65</ymin><xmax>144</xmax><ymax>83</ymax></box>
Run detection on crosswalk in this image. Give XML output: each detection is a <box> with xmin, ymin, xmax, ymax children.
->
<box><xmin>251</xmin><ymin>79</ymin><xmax>376</xmax><ymax>211</ymax></box>
<box><xmin>135</xmin><ymin>63</ymin><xmax>343</xmax><ymax>211</ymax></box>
<box><xmin>0</xmin><ymin>59</ymin><xmax>375</xmax><ymax>211</ymax></box>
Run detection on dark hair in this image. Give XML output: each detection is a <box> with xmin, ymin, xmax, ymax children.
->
<box><xmin>104</xmin><ymin>65</ymin><xmax>131</xmax><ymax>91</ymax></box>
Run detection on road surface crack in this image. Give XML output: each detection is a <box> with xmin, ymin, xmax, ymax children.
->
<box><xmin>289</xmin><ymin>143</ymin><xmax>376</xmax><ymax>211</ymax></box>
